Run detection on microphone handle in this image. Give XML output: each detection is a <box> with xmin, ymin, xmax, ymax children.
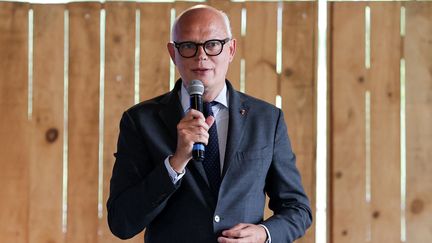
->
<box><xmin>190</xmin><ymin>94</ymin><xmax>205</xmax><ymax>161</ymax></box>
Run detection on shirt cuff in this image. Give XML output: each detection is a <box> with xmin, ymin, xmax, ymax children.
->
<box><xmin>164</xmin><ymin>156</ymin><xmax>186</xmax><ymax>184</ymax></box>
<box><xmin>259</xmin><ymin>224</ymin><xmax>271</xmax><ymax>243</ymax></box>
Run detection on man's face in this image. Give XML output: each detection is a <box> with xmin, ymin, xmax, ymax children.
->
<box><xmin>168</xmin><ymin>9</ymin><xmax>236</xmax><ymax>98</ymax></box>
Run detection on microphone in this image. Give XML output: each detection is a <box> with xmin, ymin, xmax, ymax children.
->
<box><xmin>188</xmin><ymin>80</ymin><xmax>205</xmax><ymax>162</ymax></box>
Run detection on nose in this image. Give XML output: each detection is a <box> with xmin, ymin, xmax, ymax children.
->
<box><xmin>195</xmin><ymin>45</ymin><xmax>208</xmax><ymax>60</ymax></box>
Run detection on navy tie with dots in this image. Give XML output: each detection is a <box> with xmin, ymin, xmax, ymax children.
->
<box><xmin>203</xmin><ymin>101</ymin><xmax>222</xmax><ymax>198</ymax></box>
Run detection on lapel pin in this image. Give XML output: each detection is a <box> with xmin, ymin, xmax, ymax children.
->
<box><xmin>240</xmin><ymin>109</ymin><xmax>247</xmax><ymax>116</ymax></box>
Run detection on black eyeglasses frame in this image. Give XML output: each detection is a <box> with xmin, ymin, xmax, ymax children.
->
<box><xmin>173</xmin><ymin>38</ymin><xmax>231</xmax><ymax>58</ymax></box>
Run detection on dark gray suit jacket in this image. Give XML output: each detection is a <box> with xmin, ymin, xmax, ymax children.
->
<box><xmin>107</xmin><ymin>80</ymin><xmax>312</xmax><ymax>242</ymax></box>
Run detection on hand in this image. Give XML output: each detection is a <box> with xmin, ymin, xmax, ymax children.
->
<box><xmin>218</xmin><ymin>223</ymin><xmax>267</xmax><ymax>243</ymax></box>
<box><xmin>170</xmin><ymin>109</ymin><xmax>214</xmax><ymax>172</ymax></box>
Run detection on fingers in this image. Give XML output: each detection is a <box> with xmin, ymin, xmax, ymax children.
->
<box><xmin>177</xmin><ymin>126</ymin><xmax>209</xmax><ymax>145</ymax></box>
<box><xmin>179</xmin><ymin>109</ymin><xmax>210</xmax><ymax>131</ymax></box>
<box><xmin>220</xmin><ymin>224</ymin><xmax>251</xmax><ymax>239</ymax></box>
<box><xmin>229</xmin><ymin>223</ymin><xmax>249</xmax><ymax>231</ymax></box>
<box><xmin>178</xmin><ymin>110</ymin><xmax>212</xmax><ymax>143</ymax></box>
<box><xmin>206</xmin><ymin>115</ymin><xmax>215</xmax><ymax>127</ymax></box>
<box><xmin>184</xmin><ymin>109</ymin><xmax>206</xmax><ymax>121</ymax></box>
<box><xmin>217</xmin><ymin>224</ymin><xmax>267</xmax><ymax>243</ymax></box>
<box><xmin>174</xmin><ymin>109</ymin><xmax>212</xmax><ymax>162</ymax></box>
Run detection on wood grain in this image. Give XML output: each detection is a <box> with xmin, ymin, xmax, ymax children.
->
<box><xmin>281</xmin><ymin>3</ymin><xmax>316</xmax><ymax>243</ymax></box>
<box><xmin>369</xmin><ymin>3</ymin><xmax>401</xmax><ymax>242</ymax></box>
<box><xmin>0</xmin><ymin>3</ymin><xmax>30</xmax><ymax>243</ymax></box>
<box><xmin>330</xmin><ymin>3</ymin><xmax>369</xmax><ymax>243</ymax></box>
<box><xmin>244</xmin><ymin>2</ymin><xmax>278</xmax><ymax>105</ymax></box>
<box><xmin>405</xmin><ymin>2</ymin><xmax>432</xmax><ymax>242</ymax></box>
<box><xmin>139</xmin><ymin>3</ymin><xmax>172</xmax><ymax>101</ymax></box>
<box><xmin>30</xmin><ymin>4</ymin><xmax>65</xmax><ymax>243</ymax></box>
<box><xmin>101</xmin><ymin>2</ymin><xmax>144</xmax><ymax>243</ymax></box>
<box><xmin>67</xmin><ymin>3</ymin><xmax>100</xmax><ymax>243</ymax></box>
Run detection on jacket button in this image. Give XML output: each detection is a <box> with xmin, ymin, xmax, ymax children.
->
<box><xmin>214</xmin><ymin>215</ymin><xmax>220</xmax><ymax>223</ymax></box>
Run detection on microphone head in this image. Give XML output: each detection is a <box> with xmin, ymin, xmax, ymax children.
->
<box><xmin>188</xmin><ymin>80</ymin><xmax>204</xmax><ymax>96</ymax></box>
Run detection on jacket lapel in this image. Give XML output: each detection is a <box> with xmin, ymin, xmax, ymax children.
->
<box><xmin>222</xmin><ymin>81</ymin><xmax>249</xmax><ymax>178</ymax></box>
<box><xmin>158</xmin><ymin>80</ymin><xmax>184</xmax><ymax>143</ymax></box>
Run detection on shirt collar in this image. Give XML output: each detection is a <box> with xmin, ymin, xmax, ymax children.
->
<box><xmin>180</xmin><ymin>82</ymin><xmax>229</xmax><ymax>113</ymax></box>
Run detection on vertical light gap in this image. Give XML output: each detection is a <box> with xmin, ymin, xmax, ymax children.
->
<box><xmin>365</xmin><ymin>90</ymin><xmax>371</xmax><ymax>202</ymax></box>
<box><xmin>276</xmin><ymin>2</ymin><xmax>283</xmax><ymax>75</ymax></box>
<box><xmin>169</xmin><ymin>8</ymin><xmax>176</xmax><ymax>90</ymax></box>
<box><xmin>241</xmin><ymin>8</ymin><xmax>247</xmax><ymax>37</ymax></box>
<box><xmin>275</xmin><ymin>95</ymin><xmax>282</xmax><ymax>109</ymax></box>
<box><xmin>98</xmin><ymin>8</ymin><xmax>106</xmax><ymax>220</ymax></box>
<box><xmin>240</xmin><ymin>58</ymin><xmax>245</xmax><ymax>93</ymax></box>
<box><xmin>365</xmin><ymin>6</ymin><xmax>371</xmax><ymax>69</ymax></box>
<box><xmin>240</xmin><ymin>7</ymin><xmax>246</xmax><ymax>93</ymax></box>
<box><xmin>365</xmin><ymin>90</ymin><xmax>372</xmax><ymax>242</ymax></box>
<box><xmin>400</xmin><ymin>7</ymin><xmax>406</xmax><ymax>37</ymax></box>
<box><xmin>365</xmin><ymin>6</ymin><xmax>372</xmax><ymax>242</ymax></box>
<box><xmin>62</xmin><ymin>9</ymin><xmax>69</xmax><ymax>234</ymax></box>
<box><xmin>400</xmin><ymin>58</ymin><xmax>407</xmax><ymax>242</ymax></box>
<box><xmin>28</xmin><ymin>9</ymin><xmax>34</xmax><ymax>120</ymax></box>
<box><xmin>134</xmin><ymin>9</ymin><xmax>141</xmax><ymax>104</ymax></box>
<box><xmin>316</xmin><ymin>0</ymin><xmax>328</xmax><ymax>242</ymax></box>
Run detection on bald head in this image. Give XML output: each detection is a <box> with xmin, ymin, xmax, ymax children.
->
<box><xmin>172</xmin><ymin>5</ymin><xmax>232</xmax><ymax>41</ymax></box>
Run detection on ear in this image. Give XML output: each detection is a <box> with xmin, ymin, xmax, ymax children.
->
<box><xmin>167</xmin><ymin>42</ymin><xmax>176</xmax><ymax>65</ymax></box>
<box><xmin>228</xmin><ymin>38</ymin><xmax>237</xmax><ymax>62</ymax></box>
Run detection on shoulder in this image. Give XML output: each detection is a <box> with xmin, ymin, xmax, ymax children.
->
<box><xmin>123</xmin><ymin>91</ymin><xmax>172</xmax><ymax>119</ymax></box>
<box><xmin>240</xmin><ymin>92</ymin><xmax>277</xmax><ymax>110</ymax></box>
<box><xmin>226</xmin><ymin>80</ymin><xmax>280</xmax><ymax>115</ymax></box>
<box><xmin>234</xmin><ymin>90</ymin><xmax>282</xmax><ymax>119</ymax></box>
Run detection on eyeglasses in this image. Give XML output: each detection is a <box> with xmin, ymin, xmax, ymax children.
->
<box><xmin>173</xmin><ymin>38</ymin><xmax>231</xmax><ymax>58</ymax></box>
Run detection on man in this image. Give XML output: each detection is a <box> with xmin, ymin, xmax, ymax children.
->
<box><xmin>107</xmin><ymin>5</ymin><xmax>312</xmax><ymax>243</ymax></box>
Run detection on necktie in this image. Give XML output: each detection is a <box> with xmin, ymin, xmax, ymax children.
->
<box><xmin>203</xmin><ymin>101</ymin><xmax>221</xmax><ymax>197</ymax></box>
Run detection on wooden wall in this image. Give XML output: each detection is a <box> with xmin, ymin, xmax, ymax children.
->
<box><xmin>330</xmin><ymin>2</ymin><xmax>432</xmax><ymax>243</ymax></box>
<box><xmin>0</xmin><ymin>1</ymin><xmax>430</xmax><ymax>243</ymax></box>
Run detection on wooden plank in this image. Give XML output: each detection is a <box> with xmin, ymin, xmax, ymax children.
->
<box><xmin>67</xmin><ymin>3</ymin><xmax>100</xmax><ymax>243</ymax></box>
<box><xmin>0</xmin><ymin>3</ymin><xmax>30</xmax><ymax>243</ymax></box>
<box><xmin>405</xmin><ymin>2</ymin><xmax>432</xmax><ymax>242</ymax></box>
<box><xmin>139</xmin><ymin>3</ymin><xmax>172</xmax><ymax>100</ymax></box>
<box><xmin>29</xmin><ymin>4</ymin><xmax>65</xmax><ymax>243</ymax></box>
<box><xmin>207</xmin><ymin>0</ymin><xmax>242</xmax><ymax>90</ymax></box>
<box><xmin>281</xmin><ymin>3</ymin><xmax>316</xmax><ymax>243</ymax></box>
<box><xmin>101</xmin><ymin>2</ymin><xmax>143</xmax><ymax>243</ymax></box>
<box><xmin>330</xmin><ymin>3</ymin><xmax>368</xmax><ymax>243</ymax></box>
<box><xmin>244</xmin><ymin>2</ymin><xmax>278</xmax><ymax>105</ymax></box>
<box><xmin>368</xmin><ymin>3</ymin><xmax>401</xmax><ymax>242</ymax></box>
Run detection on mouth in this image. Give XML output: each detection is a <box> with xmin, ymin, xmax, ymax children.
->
<box><xmin>191</xmin><ymin>68</ymin><xmax>212</xmax><ymax>75</ymax></box>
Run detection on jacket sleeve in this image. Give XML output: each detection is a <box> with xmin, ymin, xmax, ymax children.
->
<box><xmin>106</xmin><ymin>111</ymin><xmax>180</xmax><ymax>239</ymax></box>
<box><xmin>261</xmin><ymin>109</ymin><xmax>313</xmax><ymax>242</ymax></box>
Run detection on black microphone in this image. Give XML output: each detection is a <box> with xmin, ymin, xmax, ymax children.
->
<box><xmin>188</xmin><ymin>79</ymin><xmax>205</xmax><ymax>162</ymax></box>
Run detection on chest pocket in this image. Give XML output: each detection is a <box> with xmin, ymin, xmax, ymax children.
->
<box><xmin>237</xmin><ymin>146</ymin><xmax>272</xmax><ymax>161</ymax></box>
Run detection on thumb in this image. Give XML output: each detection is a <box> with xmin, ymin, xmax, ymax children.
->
<box><xmin>205</xmin><ymin>115</ymin><xmax>215</xmax><ymax>127</ymax></box>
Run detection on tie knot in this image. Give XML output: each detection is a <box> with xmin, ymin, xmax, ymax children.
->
<box><xmin>204</xmin><ymin>101</ymin><xmax>218</xmax><ymax>117</ymax></box>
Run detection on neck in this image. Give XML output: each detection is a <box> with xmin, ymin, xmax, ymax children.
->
<box><xmin>203</xmin><ymin>85</ymin><xmax>223</xmax><ymax>102</ymax></box>
<box><xmin>203</xmin><ymin>80</ymin><xmax>226</xmax><ymax>102</ymax></box>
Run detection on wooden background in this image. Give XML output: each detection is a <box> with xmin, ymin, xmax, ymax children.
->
<box><xmin>0</xmin><ymin>1</ymin><xmax>430</xmax><ymax>243</ymax></box>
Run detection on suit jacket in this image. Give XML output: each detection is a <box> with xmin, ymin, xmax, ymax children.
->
<box><xmin>107</xmin><ymin>80</ymin><xmax>312</xmax><ymax>243</ymax></box>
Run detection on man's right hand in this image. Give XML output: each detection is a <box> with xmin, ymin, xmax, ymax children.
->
<box><xmin>169</xmin><ymin>109</ymin><xmax>215</xmax><ymax>173</ymax></box>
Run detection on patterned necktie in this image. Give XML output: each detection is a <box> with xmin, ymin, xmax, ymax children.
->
<box><xmin>203</xmin><ymin>101</ymin><xmax>221</xmax><ymax>197</ymax></box>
